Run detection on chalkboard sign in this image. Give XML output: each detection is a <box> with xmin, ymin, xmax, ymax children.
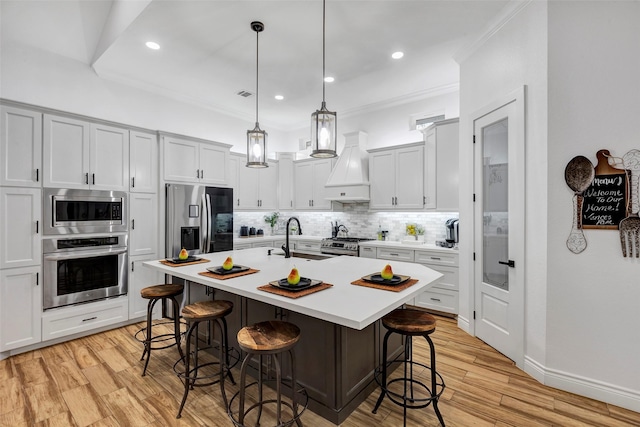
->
<box><xmin>582</xmin><ymin>172</ymin><xmax>628</xmax><ymax>229</ymax></box>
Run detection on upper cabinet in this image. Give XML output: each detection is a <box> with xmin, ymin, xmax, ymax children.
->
<box><xmin>130</xmin><ymin>130</ymin><xmax>158</xmax><ymax>193</ymax></box>
<box><xmin>237</xmin><ymin>161</ymin><xmax>278</xmax><ymax>210</ymax></box>
<box><xmin>424</xmin><ymin>118</ymin><xmax>459</xmax><ymax>211</ymax></box>
<box><xmin>1</xmin><ymin>105</ymin><xmax>42</xmax><ymax>187</ymax></box>
<box><xmin>277</xmin><ymin>153</ymin><xmax>294</xmax><ymax>211</ymax></box>
<box><xmin>0</xmin><ymin>187</ymin><xmax>41</xmax><ymax>269</ymax></box>
<box><xmin>368</xmin><ymin>143</ymin><xmax>424</xmax><ymax>210</ymax></box>
<box><xmin>162</xmin><ymin>134</ymin><xmax>230</xmax><ymax>186</ymax></box>
<box><xmin>294</xmin><ymin>158</ymin><xmax>334</xmax><ymax>210</ymax></box>
<box><xmin>43</xmin><ymin>115</ymin><xmax>129</xmax><ymax>191</ymax></box>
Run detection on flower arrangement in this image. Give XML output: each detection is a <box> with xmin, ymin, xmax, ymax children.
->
<box><xmin>264</xmin><ymin>212</ymin><xmax>280</xmax><ymax>231</ymax></box>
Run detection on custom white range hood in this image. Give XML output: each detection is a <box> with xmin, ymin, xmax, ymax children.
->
<box><xmin>325</xmin><ymin>131</ymin><xmax>370</xmax><ymax>202</ymax></box>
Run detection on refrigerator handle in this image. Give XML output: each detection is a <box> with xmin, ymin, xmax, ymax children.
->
<box><xmin>201</xmin><ymin>193</ymin><xmax>208</xmax><ymax>253</ymax></box>
<box><xmin>206</xmin><ymin>193</ymin><xmax>213</xmax><ymax>252</ymax></box>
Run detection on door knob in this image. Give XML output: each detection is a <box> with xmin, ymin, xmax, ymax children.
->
<box><xmin>498</xmin><ymin>260</ymin><xmax>515</xmax><ymax>268</ymax></box>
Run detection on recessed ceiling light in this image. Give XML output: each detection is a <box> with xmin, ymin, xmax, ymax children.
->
<box><xmin>275</xmin><ymin>95</ymin><xmax>284</xmax><ymax>100</ymax></box>
<box><xmin>324</xmin><ymin>76</ymin><xmax>335</xmax><ymax>83</ymax></box>
<box><xmin>145</xmin><ymin>41</ymin><xmax>160</xmax><ymax>50</ymax></box>
<box><xmin>392</xmin><ymin>51</ymin><xmax>404</xmax><ymax>59</ymax></box>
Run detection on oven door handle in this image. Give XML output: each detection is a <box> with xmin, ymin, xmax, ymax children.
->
<box><xmin>44</xmin><ymin>247</ymin><xmax>127</xmax><ymax>261</ymax></box>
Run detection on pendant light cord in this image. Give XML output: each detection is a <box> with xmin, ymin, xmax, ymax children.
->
<box><xmin>255</xmin><ymin>28</ymin><xmax>259</xmax><ymax>124</ymax></box>
<box><xmin>322</xmin><ymin>0</ymin><xmax>326</xmax><ymax>104</ymax></box>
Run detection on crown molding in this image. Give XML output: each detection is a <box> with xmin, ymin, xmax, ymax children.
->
<box><xmin>453</xmin><ymin>0</ymin><xmax>533</xmax><ymax>65</ymax></box>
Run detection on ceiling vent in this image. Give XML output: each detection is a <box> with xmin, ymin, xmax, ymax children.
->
<box><xmin>236</xmin><ymin>90</ymin><xmax>254</xmax><ymax>98</ymax></box>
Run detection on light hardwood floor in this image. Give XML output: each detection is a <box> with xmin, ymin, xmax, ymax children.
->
<box><xmin>1</xmin><ymin>315</ymin><xmax>638</xmax><ymax>426</ymax></box>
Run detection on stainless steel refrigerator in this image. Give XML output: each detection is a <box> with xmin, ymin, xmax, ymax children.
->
<box><xmin>165</xmin><ymin>184</ymin><xmax>234</xmax><ymax>258</ymax></box>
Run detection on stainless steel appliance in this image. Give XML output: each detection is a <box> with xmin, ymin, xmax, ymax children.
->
<box><xmin>321</xmin><ymin>237</ymin><xmax>374</xmax><ymax>256</ymax></box>
<box><xmin>165</xmin><ymin>184</ymin><xmax>234</xmax><ymax>258</ymax></box>
<box><xmin>42</xmin><ymin>235</ymin><xmax>128</xmax><ymax>310</ymax></box>
<box><xmin>44</xmin><ymin>188</ymin><xmax>127</xmax><ymax>235</ymax></box>
<box><xmin>446</xmin><ymin>218</ymin><xmax>459</xmax><ymax>244</ymax></box>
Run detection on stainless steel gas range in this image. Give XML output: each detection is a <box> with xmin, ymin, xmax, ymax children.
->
<box><xmin>320</xmin><ymin>237</ymin><xmax>374</xmax><ymax>257</ymax></box>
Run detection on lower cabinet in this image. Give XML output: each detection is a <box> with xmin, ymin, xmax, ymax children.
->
<box><xmin>41</xmin><ymin>297</ymin><xmax>128</xmax><ymax>342</ymax></box>
<box><xmin>0</xmin><ymin>266</ymin><xmax>41</xmax><ymax>351</ymax></box>
<box><xmin>129</xmin><ymin>254</ymin><xmax>161</xmax><ymax>319</ymax></box>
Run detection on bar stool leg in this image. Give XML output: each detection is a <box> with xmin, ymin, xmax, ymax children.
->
<box><xmin>238</xmin><ymin>353</ymin><xmax>251</xmax><ymax>425</ymax></box>
<box><xmin>425</xmin><ymin>333</ymin><xmax>445</xmax><ymax>426</ymax></box>
<box><xmin>290</xmin><ymin>348</ymin><xmax>303</xmax><ymax>427</ymax></box>
<box><xmin>177</xmin><ymin>320</ymin><xmax>197</xmax><ymax>419</ymax></box>
<box><xmin>141</xmin><ymin>298</ymin><xmax>159</xmax><ymax>376</ymax></box>
<box><xmin>373</xmin><ymin>329</ymin><xmax>392</xmax><ymax>414</ymax></box>
<box><xmin>170</xmin><ymin>295</ymin><xmax>185</xmax><ymax>361</ymax></box>
<box><xmin>220</xmin><ymin>316</ymin><xmax>235</xmax><ymax>385</ymax></box>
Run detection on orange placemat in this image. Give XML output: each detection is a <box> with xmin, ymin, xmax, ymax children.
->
<box><xmin>198</xmin><ymin>269</ymin><xmax>260</xmax><ymax>280</ymax></box>
<box><xmin>350</xmin><ymin>278</ymin><xmax>418</xmax><ymax>292</ymax></box>
<box><xmin>257</xmin><ymin>282</ymin><xmax>333</xmax><ymax>299</ymax></box>
<box><xmin>159</xmin><ymin>258</ymin><xmax>210</xmax><ymax>268</ymax></box>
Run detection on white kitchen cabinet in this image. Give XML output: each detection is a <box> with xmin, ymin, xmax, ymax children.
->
<box><xmin>359</xmin><ymin>246</ymin><xmax>377</xmax><ymax>259</ymax></box>
<box><xmin>0</xmin><ymin>266</ymin><xmax>42</xmax><ymax>351</ymax></box>
<box><xmin>1</xmin><ymin>105</ymin><xmax>42</xmax><ymax>187</ymax></box>
<box><xmin>129</xmin><ymin>193</ymin><xmax>158</xmax><ymax>256</ymax></box>
<box><xmin>237</xmin><ymin>161</ymin><xmax>278</xmax><ymax>210</ymax></box>
<box><xmin>227</xmin><ymin>152</ymin><xmax>242</xmax><ymax>195</ymax></box>
<box><xmin>376</xmin><ymin>247</ymin><xmax>415</xmax><ymax>263</ymax></box>
<box><xmin>295</xmin><ymin>239</ymin><xmax>322</xmax><ymax>253</ymax></box>
<box><xmin>0</xmin><ymin>187</ymin><xmax>41</xmax><ymax>269</ymax></box>
<box><xmin>129</xmin><ymin>254</ymin><xmax>161</xmax><ymax>319</ymax></box>
<box><xmin>130</xmin><ymin>130</ymin><xmax>158</xmax><ymax>193</ymax></box>
<box><xmin>43</xmin><ymin>115</ymin><xmax>129</xmax><ymax>191</ymax></box>
<box><xmin>294</xmin><ymin>158</ymin><xmax>334</xmax><ymax>210</ymax></box>
<box><xmin>368</xmin><ymin>143</ymin><xmax>424</xmax><ymax>210</ymax></box>
<box><xmin>277</xmin><ymin>153</ymin><xmax>294</xmax><ymax>210</ymax></box>
<box><xmin>424</xmin><ymin>118</ymin><xmax>459</xmax><ymax>211</ymax></box>
<box><xmin>163</xmin><ymin>135</ymin><xmax>230</xmax><ymax>185</ymax></box>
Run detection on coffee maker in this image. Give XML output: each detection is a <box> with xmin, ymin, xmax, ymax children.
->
<box><xmin>445</xmin><ymin>218</ymin><xmax>459</xmax><ymax>247</ymax></box>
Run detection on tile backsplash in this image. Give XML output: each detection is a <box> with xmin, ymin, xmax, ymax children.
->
<box><xmin>234</xmin><ymin>203</ymin><xmax>458</xmax><ymax>243</ymax></box>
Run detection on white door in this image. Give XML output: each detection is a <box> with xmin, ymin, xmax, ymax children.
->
<box><xmin>473</xmin><ymin>88</ymin><xmax>525</xmax><ymax>366</ymax></box>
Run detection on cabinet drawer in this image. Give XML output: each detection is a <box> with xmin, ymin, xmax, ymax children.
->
<box><xmin>376</xmin><ymin>248</ymin><xmax>414</xmax><ymax>262</ymax></box>
<box><xmin>413</xmin><ymin>288</ymin><xmax>458</xmax><ymax>314</ymax></box>
<box><xmin>359</xmin><ymin>246</ymin><xmax>377</xmax><ymax>259</ymax></box>
<box><xmin>296</xmin><ymin>240</ymin><xmax>321</xmax><ymax>253</ymax></box>
<box><xmin>234</xmin><ymin>242</ymin><xmax>252</xmax><ymax>250</ymax></box>
<box><xmin>251</xmin><ymin>241</ymin><xmax>274</xmax><ymax>248</ymax></box>
<box><xmin>420</xmin><ymin>264</ymin><xmax>459</xmax><ymax>291</ymax></box>
<box><xmin>414</xmin><ymin>250</ymin><xmax>458</xmax><ymax>267</ymax></box>
<box><xmin>42</xmin><ymin>297</ymin><xmax>128</xmax><ymax>341</ymax></box>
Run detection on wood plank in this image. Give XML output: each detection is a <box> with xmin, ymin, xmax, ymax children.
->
<box><xmin>0</xmin><ymin>376</ymin><xmax>24</xmax><ymax>416</ymax></box>
<box><xmin>15</xmin><ymin>357</ymin><xmax>52</xmax><ymax>387</ymax></box>
<box><xmin>0</xmin><ymin>405</ymin><xmax>31</xmax><ymax>427</ymax></box>
<box><xmin>33</xmin><ymin>410</ymin><xmax>77</xmax><ymax>427</ymax></box>
<box><xmin>101</xmin><ymin>387</ymin><xmax>157</xmax><ymax>426</ymax></box>
<box><xmin>64</xmin><ymin>344</ymin><xmax>101</xmax><ymax>370</ymax></box>
<box><xmin>81</xmin><ymin>363</ymin><xmax>122</xmax><ymax>396</ymax></box>
<box><xmin>46</xmin><ymin>360</ymin><xmax>89</xmax><ymax>393</ymax></box>
<box><xmin>96</xmin><ymin>346</ymin><xmax>137</xmax><ymax>373</ymax></box>
<box><xmin>24</xmin><ymin>381</ymin><xmax>68</xmax><ymax>423</ymax></box>
<box><xmin>61</xmin><ymin>384</ymin><xmax>110</xmax><ymax>427</ymax></box>
<box><xmin>144</xmin><ymin>390</ymin><xmax>207</xmax><ymax>426</ymax></box>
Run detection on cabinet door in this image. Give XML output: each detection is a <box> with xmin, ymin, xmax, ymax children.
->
<box><xmin>1</xmin><ymin>106</ymin><xmax>42</xmax><ymax>187</ymax></box>
<box><xmin>43</xmin><ymin>114</ymin><xmax>90</xmax><ymax>189</ymax></box>
<box><xmin>277</xmin><ymin>154</ymin><xmax>294</xmax><ymax>210</ymax></box>
<box><xmin>294</xmin><ymin>161</ymin><xmax>314</xmax><ymax>210</ymax></box>
<box><xmin>423</xmin><ymin>128</ymin><xmax>437</xmax><ymax>209</ymax></box>
<box><xmin>90</xmin><ymin>123</ymin><xmax>129</xmax><ymax>191</ymax></box>
<box><xmin>227</xmin><ymin>153</ymin><xmax>242</xmax><ymax>198</ymax></box>
<box><xmin>130</xmin><ymin>193</ymin><xmax>158</xmax><ymax>256</ymax></box>
<box><xmin>237</xmin><ymin>165</ymin><xmax>260</xmax><ymax>209</ymax></box>
<box><xmin>311</xmin><ymin>159</ymin><xmax>333</xmax><ymax>210</ymax></box>
<box><xmin>129</xmin><ymin>255</ymin><xmax>161</xmax><ymax>319</ymax></box>
<box><xmin>130</xmin><ymin>130</ymin><xmax>158</xmax><ymax>193</ymax></box>
<box><xmin>163</xmin><ymin>137</ymin><xmax>199</xmax><ymax>182</ymax></box>
<box><xmin>395</xmin><ymin>145</ymin><xmax>424</xmax><ymax>209</ymax></box>
<box><xmin>258</xmin><ymin>163</ymin><xmax>278</xmax><ymax>210</ymax></box>
<box><xmin>369</xmin><ymin>151</ymin><xmax>396</xmax><ymax>209</ymax></box>
<box><xmin>0</xmin><ymin>188</ymin><xmax>41</xmax><ymax>269</ymax></box>
<box><xmin>435</xmin><ymin>121</ymin><xmax>459</xmax><ymax>211</ymax></box>
<box><xmin>0</xmin><ymin>266</ymin><xmax>41</xmax><ymax>351</ymax></box>
<box><xmin>199</xmin><ymin>143</ymin><xmax>228</xmax><ymax>186</ymax></box>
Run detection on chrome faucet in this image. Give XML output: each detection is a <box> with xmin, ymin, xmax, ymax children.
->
<box><xmin>282</xmin><ymin>216</ymin><xmax>302</xmax><ymax>258</ymax></box>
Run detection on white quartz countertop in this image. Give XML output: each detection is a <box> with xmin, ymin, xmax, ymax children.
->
<box><xmin>143</xmin><ymin>247</ymin><xmax>442</xmax><ymax>330</ymax></box>
<box><xmin>233</xmin><ymin>235</ymin><xmax>323</xmax><ymax>244</ymax></box>
<box><xmin>359</xmin><ymin>240</ymin><xmax>459</xmax><ymax>253</ymax></box>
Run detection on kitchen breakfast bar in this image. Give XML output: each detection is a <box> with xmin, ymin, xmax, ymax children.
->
<box><xmin>143</xmin><ymin>247</ymin><xmax>443</xmax><ymax>424</ymax></box>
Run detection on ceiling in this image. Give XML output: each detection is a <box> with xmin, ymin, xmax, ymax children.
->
<box><xmin>1</xmin><ymin>0</ymin><xmax>509</xmax><ymax>130</ymax></box>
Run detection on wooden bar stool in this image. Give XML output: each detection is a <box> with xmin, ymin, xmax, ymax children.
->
<box><xmin>372</xmin><ymin>308</ymin><xmax>446</xmax><ymax>426</ymax></box>
<box><xmin>175</xmin><ymin>299</ymin><xmax>237</xmax><ymax>419</ymax></box>
<box><xmin>135</xmin><ymin>283</ymin><xmax>185</xmax><ymax>376</ymax></box>
<box><xmin>229</xmin><ymin>320</ymin><xmax>308</xmax><ymax>427</ymax></box>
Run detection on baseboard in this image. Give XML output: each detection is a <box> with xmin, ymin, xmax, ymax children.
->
<box><xmin>457</xmin><ymin>315</ymin><xmax>471</xmax><ymax>334</ymax></box>
<box><xmin>525</xmin><ymin>356</ymin><xmax>640</xmax><ymax>412</ymax></box>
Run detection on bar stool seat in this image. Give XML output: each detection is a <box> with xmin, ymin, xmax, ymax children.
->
<box><xmin>135</xmin><ymin>284</ymin><xmax>185</xmax><ymax>376</ymax></box>
<box><xmin>229</xmin><ymin>320</ymin><xmax>308</xmax><ymax>427</ymax></box>
<box><xmin>175</xmin><ymin>299</ymin><xmax>238</xmax><ymax>419</ymax></box>
<box><xmin>372</xmin><ymin>308</ymin><xmax>446</xmax><ymax>426</ymax></box>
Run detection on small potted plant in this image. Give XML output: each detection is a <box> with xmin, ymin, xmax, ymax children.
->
<box><xmin>264</xmin><ymin>212</ymin><xmax>279</xmax><ymax>235</ymax></box>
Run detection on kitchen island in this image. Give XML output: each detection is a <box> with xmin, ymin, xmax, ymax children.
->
<box><xmin>144</xmin><ymin>248</ymin><xmax>442</xmax><ymax>424</ymax></box>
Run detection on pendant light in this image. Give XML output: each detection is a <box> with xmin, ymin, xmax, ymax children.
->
<box><xmin>310</xmin><ymin>0</ymin><xmax>337</xmax><ymax>158</ymax></box>
<box><xmin>246</xmin><ymin>21</ymin><xmax>268</xmax><ymax>168</ymax></box>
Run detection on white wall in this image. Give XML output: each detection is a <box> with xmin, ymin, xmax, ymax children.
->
<box><xmin>458</xmin><ymin>0</ymin><xmax>549</xmax><ymax>366</ymax></box>
<box><xmin>546</xmin><ymin>0</ymin><xmax>640</xmax><ymax>408</ymax></box>
<box><xmin>459</xmin><ymin>0</ymin><xmax>640</xmax><ymax>412</ymax></box>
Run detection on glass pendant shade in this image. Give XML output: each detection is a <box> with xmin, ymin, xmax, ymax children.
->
<box><xmin>246</xmin><ymin>123</ymin><xmax>268</xmax><ymax>168</ymax></box>
<box><xmin>311</xmin><ymin>102</ymin><xmax>337</xmax><ymax>158</ymax></box>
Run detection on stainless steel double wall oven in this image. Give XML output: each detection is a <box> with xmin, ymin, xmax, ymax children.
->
<box><xmin>42</xmin><ymin>188</ymin><xmax>128</xmax><ymax>310</ymax></box>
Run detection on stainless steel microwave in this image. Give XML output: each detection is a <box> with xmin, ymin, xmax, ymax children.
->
<box><xmin>44</xmin><ymin>188</ymin><xmax>128</xmax><ymax>235</ymax></box>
